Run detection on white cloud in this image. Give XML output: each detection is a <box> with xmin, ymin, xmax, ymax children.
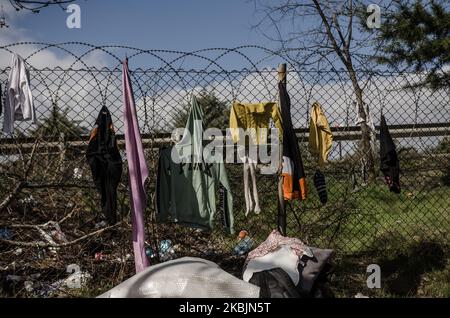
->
<box><xmin>0</xmin><ymin>0</ymin><xmax>107</xmax><ymax>70</ymax></box>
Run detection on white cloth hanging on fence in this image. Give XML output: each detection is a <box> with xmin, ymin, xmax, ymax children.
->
<box><xmin>2</xmin><ymin>53</ymin><xmax>36</xmax><ymax>134</ymax></box>
<box><xmin>354</xmin><ymin>101</ymin><xmax>375</xmax><ymax>132</ymax></box>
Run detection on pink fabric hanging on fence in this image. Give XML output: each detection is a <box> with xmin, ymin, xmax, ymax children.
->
<box><xmin>122</xmin><ymin>58</ymin><xmax>150</xmax><ymax>273</ymax></box>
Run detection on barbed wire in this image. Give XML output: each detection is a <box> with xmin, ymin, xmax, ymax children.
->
<box><xmin>0</xmin><ymin>41</ymin><xmax>412</xmax><ymax>72</ymax></box>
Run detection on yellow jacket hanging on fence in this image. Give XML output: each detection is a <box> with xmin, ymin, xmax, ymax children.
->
<box><xmin>229</xmin><ymin>102</ymin><xmax>283</xmax><ymax>144</ymax></box>
<box><xmin>309</xmin><ymin>102</ymin><xmax>333</xmax><ymax>167</ymax></box>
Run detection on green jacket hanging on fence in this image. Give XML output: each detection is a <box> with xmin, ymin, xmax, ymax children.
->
<box><xmin>156</xmin><ymin>96</ymin><xmax>234</xmax><ymax>234</ymax></box>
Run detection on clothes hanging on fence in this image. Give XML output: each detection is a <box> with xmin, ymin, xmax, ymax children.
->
<box><xmin>229</xmin><ymin>102</ymin><xmax>283</xmax><ymax>145</ymax></box>
<box><xmin>243</xmin><ymin>157</ymin><xmax>260</xmax><ymax>216</ymax></box>
<box><xmin>279</xmin><ymin>81</ymin><xmax>307</xmax><ymax>201</ymax></box>
<box><xmin>309</xmin><ymin>102</ymin><xmax>333</xmax><ymax>167</ymax></box>
<box><xmin>122</xmin><ymin>58</ymin><xmax>150</xmax><ymax>273</ymax></box>
<box><xmin>313</xmin><ymin>169</ymin><xmax>327</xmax><ymax>204</ymax></box>
<box><xmin>380</xmin><ymin>114</ymin><xmax>400</xmax><ymax>193</ymax></box>
<box><xmin>156</xmin><ymin>96</ymin><xmax>234</xmax><ymax>234</ymax></box>
<box><xmin>355</xmin><ymin>102</ymin><xmax>376</xmax><ymax>132</ymax></box>
<box><xmin>355</xmin><ymin>102</ymin><xmax>377</xmax><ymax>159</ymax></box>
<box><xmin>308</xmin><ymin>102</ymin><xmax>332</xmax><ymax>204</ymax></box>
<box><xmin>229</xmin><ymin>101</ymin><xmax>283</xmax><ymax>216</ymax></box>
<box><xmin>86</xmin><ymin>106</ymin><xmax>122</xmax><ymax>225</ymax></box>
<box><xmin>2</xmin><ymin>53</ymin><xmax>36</xmax><ymax>134</ymax></box>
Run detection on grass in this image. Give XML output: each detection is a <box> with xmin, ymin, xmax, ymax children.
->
<box><xmin>219</xmin><ymin>167</ymin><xmax>450</xmax><ymax>298</ymax></box>
<box><xmin>330</xmin><ymin>238</ymin><xmax>450</xmax><ymax>298</ymax></box>
<box><xmin>1</xmin><ymin>150</ymin><xmax>448</xmax><ymax>298</ymax></box>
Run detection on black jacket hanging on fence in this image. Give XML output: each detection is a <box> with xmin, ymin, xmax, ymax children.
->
<box><xmin>380</xmin><ymin>114</ymin><xmax>400</xmax><ymax>193</ymax></box>
<box><xmin>86</xmin><ymin>106</ymin><xmax>123</xmax><ymax>224</ymax></box>
<box><xmin>279</xmin><ymin>81</ymin><xmax>307</xmax><ymax>201</ymax></box>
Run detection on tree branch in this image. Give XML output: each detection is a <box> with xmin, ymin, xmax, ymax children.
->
<box><xmin>0</xmin><ymin>222</ymin><xmax>122</xmax><ymax>248</ymax></box>
<box><xmin>311</xmin><ymin>0</ymin><xmax>349</xmax><ymax>67</ymax></box>
<box><xmin>346</xmin><ymin>0</ymin><xmax>354</xmax><ymax>53</ymax></box>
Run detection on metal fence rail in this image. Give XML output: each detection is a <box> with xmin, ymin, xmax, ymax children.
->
<box><xmin>0</xmin><ymin>43</ymin><xmax>449</xmax><ymax>297</ymax></box>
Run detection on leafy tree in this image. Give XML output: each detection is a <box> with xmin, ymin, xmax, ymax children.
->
<box><xmin>375</xmin><ymin>0</ymin><xmax>450</xmax><ymax>89</ymax></box>
<box><xmin>435</xmin><ymin>136</ymin><xmax>450</xmax><ymax>154</ymax></box>
<box><xmin>171</xmin><ymin>90</ymin><xmax>229</xmax><ymax>130</ymax></box>
<box><xmin>32</xmin><ymin>105</ymin><xmax>88</xmax><ymax>138</ymax></box>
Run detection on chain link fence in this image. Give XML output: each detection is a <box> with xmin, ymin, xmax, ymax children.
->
<box><xmin>0</xmin><ymin>43</ymin><xmax>449</xmax><ymax>297</ymax></box>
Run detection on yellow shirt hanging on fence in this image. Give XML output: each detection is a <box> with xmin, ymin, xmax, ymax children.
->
<box><xmin>309</xmin><ymin>102</ymin><xmax>333</xmax><ymax>167</ymax></box>
<box><xmin>229</xmin><ymin>102</ymin><xmax>283</xmax><ymax>145</ymax></box>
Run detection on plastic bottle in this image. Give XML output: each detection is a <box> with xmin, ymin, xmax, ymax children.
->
<box><xmin>159</xmin><ymin>239</ymin><xmax>176</xmax><ymax>261</ymax></box>
<box><xmin>233</xmin><ymin>230</ymin><xmax>253</xmax><ymax>256</ymax></box>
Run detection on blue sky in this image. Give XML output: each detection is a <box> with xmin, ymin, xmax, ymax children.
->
<box><xmin>0</xmin><ymin>0</ymin><xmax>406</xmax><ymax>70</ymax></box>
<box><xmin>2</xmin><ymin>0</ymin><xmax>270</xmax><ymax>49</ymax></box>
<box><xmin>0</xmin><ymin>0</ymin><xmax>286</xmax><ymax>69</ymax></box>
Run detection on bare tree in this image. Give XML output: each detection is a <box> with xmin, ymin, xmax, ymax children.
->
<box><xmin>252</xmin><ymin>0</ymin><xmax>392</xmax><ymax>181</ymax></box>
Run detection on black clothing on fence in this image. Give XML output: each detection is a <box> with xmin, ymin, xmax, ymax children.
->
<box><xmin>313</xmin><ymin>169</ymin><xmax>327</xmax><ymax>204</ymax></box>
<box><xmin>86</xmin><ymin>106</ymin><xmax>123</xmax><ymax>224</ymax></box>
<box><xmin>379</xmin><ymin>114</ymin><xmax>400</xmax><ymax>193</ymax></box>
<box><xmin>279</xmin><ymin>81</ymin><xmax>307</xmax><ymax>201</ymax></box>
<box><xmin>278</xmin><ymin>81</ymin><xmax>307</xmax><ymax>235</ymax></box>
